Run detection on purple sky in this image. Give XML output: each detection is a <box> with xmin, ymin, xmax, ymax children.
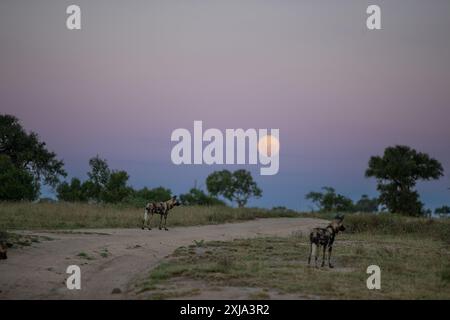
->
<box><xmin>1</xmin><ymin>0</ymin><xmax>449</xmax><ymax>209</ymax></box>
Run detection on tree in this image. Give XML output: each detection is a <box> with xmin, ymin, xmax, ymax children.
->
<box><xmin>179</xmin><ymin>188</ymin><xmax>225</xmax><ymax>206</ymax></box>
<box><xmin>435</xmin><ymin>205</ymin><xmax>450</xmax><ymax>216</ymax></box>
<box><xmin>365</xmin><ymin>145</ymin><xmax>443</xmax><ymax>216</ymax></box>
<box><xmin>0</xmin><ymin>155</ymin><xmax>38</xmax><ymax>200</ymax></box>
<box><xmin>56</xmin><ymin>177</ymin><xmax>88</xmax><ymax>202</ymax></box>
<box><xmin>85</xmin><ymin>155</ymin><xmax>111</xmax><ymax>201</ymax></box>
<box><xmin>333</xmin><ymin>194</ymin><xmax>354</xmax><ymax>212</ymax></box>
<box><xmin>75</xmin><ymin>155</ymin><xmax>133</xmax><ymax>203</ymax></box>
<box><xmin>0</xmin><ymin>114</ymin><xmax>66</xmax><ymax>199</ymax></box>
<box><xmin>305</xmin><ymin>191</ymin><xmax>323</xmax><ymax>211</ymax></box>
<box><xmin>206</xmin><ymin>169</ymin><xmax>262</xmax><ymax>207</ymax></box>
<box><xmin>125</xmin><ymin>186</ymin><xmax>172</xmax><ymax>207</ymax></box>
<box><xmin>101</xmin><ymin>171</ymin><xmax>132</xmax><ymax>203</ymax></box>
<box><xmin>305</xmin><ymin>187</ymin><xmax>354</xmax><ymax>212</ymax></box>
<box><xmin>135</xmin><ymin>186</ymin><xmax>172</xmax><ymax>202</ymax></box>
<box><xmin>354</xmin><ymin>194</ymin><xmax>379</xmax><ymax>213</ymax></box>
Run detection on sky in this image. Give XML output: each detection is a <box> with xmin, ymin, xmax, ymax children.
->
<box><xmin>1</xmin><ymin>0</ymin><xmax>449</xmax><ymax>210</ymax></box>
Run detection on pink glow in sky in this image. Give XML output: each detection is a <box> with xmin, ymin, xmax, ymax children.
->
<box><xmin>1</xmin><ymin>0</ymin><xmax>449</xmax><ymax>209</ymax></box>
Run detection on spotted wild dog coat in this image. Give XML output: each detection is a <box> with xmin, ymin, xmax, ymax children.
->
<box><xmin>308</xmin><ymin>215</ymin><xmax>346</xmax><ymax>268</ymax></box>
<box><xmin>142</xmin><ymin>196</ymin><xmax>181</xmax><ymax>231</ymax></box>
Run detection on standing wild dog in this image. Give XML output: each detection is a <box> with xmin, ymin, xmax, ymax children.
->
<box><xmin>308</xmin><ymin>215</ymin><xmax>346</xmax><ymax>268</ymax></box>
<box><xmin>142</xmin><ymin>196</ymin><xmax>181</xmax><ymax>231</ymax></box>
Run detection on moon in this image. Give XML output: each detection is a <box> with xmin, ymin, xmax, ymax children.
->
<box><xmin>258</xmin><ymin>135</ymin><xmax>280</xmax><ymax>157</ymax></box>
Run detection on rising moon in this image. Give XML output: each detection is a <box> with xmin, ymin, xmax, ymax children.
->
<box><xmin>258</xmin><ymin>135</ymin><xmax>280</xmax><ymax>157</ymax></box>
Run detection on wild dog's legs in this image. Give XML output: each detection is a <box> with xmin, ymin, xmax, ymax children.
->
<box><xmin>163</xmin><ymin>214</ymin><xmax>168</xmax><ymax>231</ymax></box>
<box><xmin>142</xmin><ymin>209</ymin><xmax>148</xmax><ymax>230</ymax></box>
<box><xmin>308</xmin><ymin>242</ymin><xmax>312</xmax><ymax>265</ymax></box>
<box><xmin>327</xmin><ymin>246</ymin><xmax>334</xmax><ymax>268</ymax></box>
<box><xmin>147</xmin><ymin>213</ymin><xmax>154</xmax><ymax>230</ymax></box>
<box><xmin>311</xmin><ymin>243</ymin><xmax>318</xmax><ymax>268</ymax></box>
<box><xmin>321</xmin><ymin>245</ymin><xmax>327</xmax><ymax>267</ymax></box>
<box><xmin>159</xmin><ymin>214</ymin><xmax>164</xmax><ymax>230</ymax></box>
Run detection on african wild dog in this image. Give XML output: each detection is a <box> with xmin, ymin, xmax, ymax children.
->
<box><xmin>142</xmin><ymin>196</ymin><xmax>181</xmax><ymax>231</ymax></box>
<box><xmin>308</xmin><ymin>215</ymin><xmax>346</xmax><ymax>268</ymax></box>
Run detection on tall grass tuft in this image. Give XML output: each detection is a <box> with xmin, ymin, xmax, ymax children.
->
<box><xmin>0</xmin><ymin>202</ymin><xmax>299</xmax><ymax>230</ymax></box>
<box><xmin>303</xmin><ymin>211</ymin><xmax>450</xmax><ymax>244</ymax></box>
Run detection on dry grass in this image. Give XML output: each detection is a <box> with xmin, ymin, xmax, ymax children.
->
<box><xmin>302</xmin><ymin>212</ymin><xmax>450</xmax><ymax>245</ymax></box>
<box><xmin>0</xmin><ymin>202</ymin><xmax>299</xmax><ymax>230</ymax></box>
<box><xmin>139</xmin><ymin>215</ymin><xmax>450</xmax><ymax>300</ymax></box>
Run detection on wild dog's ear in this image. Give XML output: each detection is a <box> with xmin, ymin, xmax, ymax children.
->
<box><xmin>335</xmin><ymin>214</ymin><xmax>344</xmax><ymax>221</ymax></box>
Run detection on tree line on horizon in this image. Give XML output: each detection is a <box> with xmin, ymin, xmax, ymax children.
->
<box><xmin>306</xmin><ymin>187</ymin><xmax>379</xmax><ymax>213</ymax></box>
<box><xmin>1</xmin><ymin>114</ymin><xmax>449</xmax><ymax>216</ymax></box>
<box><xmin>55</xmin><ymin>155</ymin><xmax>261</xmax><ymax>208</ymax></box>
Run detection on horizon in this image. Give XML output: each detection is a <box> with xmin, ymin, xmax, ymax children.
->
<box><xmin>1</xmin><ymin>0</ymin><xmax>449</xmax><ymax>210</ymax></box>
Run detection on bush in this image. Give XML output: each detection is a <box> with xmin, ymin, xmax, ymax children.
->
<box><xmin>124</xmin><ymin>187</ymin><xmax>172</xmax><ymax>207</ymax></box>
<box><xmin>435</xmin><ymin>205</ymin><xmax>450</xmax><ymax>216</ymax></box>
<box><xmin>344</xmin><ymin>213</ymin><xmax>450</xmax><ymax>244</ymax></box>
<box><xmin>301</xmin><ymin>211</ymin><xmax>450</xmax><ymax>244</ymax></box>
<box><xmin>179</xmin><ymin>188</ymin><xmax>226</xmax><ymax>206</ymax></box>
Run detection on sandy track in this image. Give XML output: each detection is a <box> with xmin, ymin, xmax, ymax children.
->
<box><xmin>0</xmin><ymin>217</ymin><xmax>326</xmax><ymax>300</ymax></box>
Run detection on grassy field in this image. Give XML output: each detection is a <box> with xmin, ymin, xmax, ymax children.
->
<box><xmin>0</xmin><ymin>202</ymin><xmax>298</xmax><ymax>230</ymax></box>
<box><xmin>2</xmin><ymin>202</ymin><xmax>450</xmax><ymax>299</ymax></box>
<box><xmin>138</xmin><ymin>214</ymin><xmax>450</xmax><ymax>299</ymax></box>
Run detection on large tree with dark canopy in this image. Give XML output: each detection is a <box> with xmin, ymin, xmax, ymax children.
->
<box><xmin>365</xmin><ymin>145</ymin><xmax>443</xmax><ymax>216</ymax></box>
<box><xmin>0</xmin><ymin>114</ymin><xmax>66</xmax><ymax>200</ymax></box>
<box><xmin>0</xmin><ymin>155</ymin><xmax>38</xmax><ymax>200</ymax></box>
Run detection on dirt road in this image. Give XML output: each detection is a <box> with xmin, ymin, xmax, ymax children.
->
<box><xmin>0</xmin><ymin>217</ymin><xmax>326</xmax><ymax>299</ymax></box>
